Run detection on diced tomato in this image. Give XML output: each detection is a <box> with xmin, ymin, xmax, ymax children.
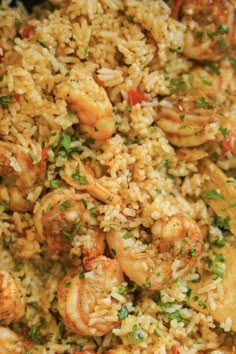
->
<box><xmin>14</xmin><ymin>93</ymin><xmax>24</xmax><ymax>103</ymax></box>
<box><xmin>128</xmin><ymin>88</ymin><xmax>149</xmax><ymax>106</ymax></box>
<box><xmin>170</xmin><ymin>0</ymin><xmax>183</xmax><ymax>20</ymax></box>
<box><xmin>93</xmin><ymin>74</ymin><xmax>104</xmax><ymax>88</ymax></box>
<box><xmin>21</xmin><ymin>23</ymin><xmax>35</xmax><ymax>39</ymax></box>
<box><xmin>171</xmin><ymin>344</ymin><xmax>180</xmax><ymax>354</ymax></box>
<box><xmin>37</xmin><ymin>147</ymin><xmax>48</xmax><ymax>176</ymax></box>
<box><xmin>221</xmin><ymin>129</ymin><xmax>236</xmax><ymax>155</ymax></box>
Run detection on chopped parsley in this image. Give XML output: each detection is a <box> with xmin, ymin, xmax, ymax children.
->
<box><xmin>59</xmin><ymin>323</ymin><xmax>65</xmax><ymax>338</ymax></box>
<box><xmin>153</xmin><ymin>329</ymin><xmax>161</xmax><ymax>337</ymax></box>
<box><xmin>198</xmin><ymin>299</ymin><xmax>207</xmax><ymax>309</ymax></box>
<box><xmin>61</xmin><ymin>133</ymin><xmax>72</xmax><ymax>153</ymax></box>
<box><xmin>64</xmin><ymin>281</ymin><xmax>71</xmax><ymax>288</ymax></box>
<box><xmin>19</xmin><ymin>273</ymin><xmax>26</xmax><ymax>281</ymax></box>
<box><xmin>169</xmin><ymin>47</ymin><xmax>181</xmax><ymax>53</ymax></box>
<box><xmin>229</xmin><ymin>57</ymin><xmax>236</xmax><ymax>72</ymax></box>
<box><xmin>67</xmin><ymin>110</ymin><xmax>76</xmax><ymax>119</ymax></box>
<box><xmin>202</xmin><ymin>61</ymin><xmax>220</xmax><ymax>75</ymax></box>
<box><xmin>186</xmin><ymin>288</ymin><xmax>192</xmax><ymax>300</ymax></box>
<box><xmin>207</xmin><ymin>25</ymin><xmax>229</xmax><ymax>38</ymax></box>
<box><xmin>219</xmin><ymin>126</ymin><xmax>229</xmax><ymax>137</ymax></box>
<box><xmin>28</xmin><ymin>325</ymin><xmax>42</xmax><ymax>342</ymax></box>
<box><xmin>29</xmin><ymin>302</ymin><xmax>42</xmax><ymax>312</ymax></box>
<box><xmin>215</xmin><ymin>253</ymin><xmax>225</xmax><ymax>263</ymax></box>
<box><xmin>192</xmin><ymin>295</ymin><xmax>199</xmax><ymax>302</ymax></box>
<box><xmin>83</xmin><ymin>46</ymin><xmax>89</xmax><ymax>58</ymax></box>
<box><xmin>59</xmin><ymin>200</ymin><xmax>70</xmax><ymax>211</ymax></box>
<box><xmin>72</xmin><ymin>174</ymin><xmax>87</xmax><ymax>185</ymax></box>
<box><xmin>123</xmin><ymin>137</ymin><xmax>140</xmax><ymax>145</ymax></box>
<box><xmin>75</xmin><ymin>344</ymin><xmax>84</xmax><ymax>350</ymax></box>
<box><xmin>216</xmin><ymin>25</ymin><xmax>229</xmax><ymax>35</ymax></box>
<box><xmin>196</xmin><ymin>31</ymin><xmax>203</xmax><ymax>39</ymax></box>
<box><xmin>196</xmin><ymin>96</ymin><xmax>214</xmax><ymax>109</ymax></box>
<box><xmin>131</xmin><ymin>324</ymin><xmax>145</xmax><ymax>342</ymax></box>
<box><xmin>168</xmin><ymin>310</ymin><xmax>185</xmax><ymax>322</ymax></box>
<box><xmin>214</xmin><ymin>215</ymin><xmax>231</xmax><ymax>231</ymax></box>
<box><xmin>37</xmin><ymin>264</ymin><xmax>46</xmax><ymax>275</ymax></box>
<box><xmin>202</xmin><ymin>189</ymin><xmax>224</xmax><ymax>200</ymax></box>
<box><xmin>16</xmin><ymin>262</ymin><xmax>24</xmax><ymax>271</ymax></box>
<box><xmin>36</xmin><ymin>39</ymin><xmax>48</xmax><ymax>48</ymax></box>
<box><xmin>88</xmin><ymin>206</ymin><xmax>97</xmax><ymax>218</ymax></box>
<box><xmin>217</xmin><ymin>38</ymin><xmax>227</xmax><ymax>49</ymax></box>
<box><xmin>213</xmin><ymin>237</ymin><xmax>226</xmax><ymax>248</ymax></box>
<box><xmin>50</xmin><ymin>180</ymin><xmax>59</xmax><ymax>189</ymax></box>
<box><xmin>124</xmin><ymin>105</ymin><xmax>132</xmax><ymax>112</ymax></box>
<box><xmin>169</xmin><ymin>78</ymin><xmax>185</xmax><ymax>94</ymax></box>
<box><xmin>29</xmin><ymin>153</ymin><xmax>37</xmax><ymax>162</ymax></box>
<box><xmin>211</xmin><ymin>267</ymin><xmax>224</xmax><ymax>278</ymax></box>
<box><xmin>71</xmin><ymin>163</ymin><xmax>88</xmax><ymax>185</ymax></box>
<box><xmin>118</xmin><ymin>284</ymin><xmax>127</xmax><ymax>295</ymax></box>
<box><xmin>0</xmin><ymin>95</ymin><xmax>13</xmax><ymax>109</ymax></box>
<box><xmin>201</xmin><ymin>77</ymin><xmax>212</xmax><ymax>86</ymax></box>
<box><xmin>118</xmin><ymin>306</ymin><xmax>129</xmax><ymax>319</ymax></box>
<box><xmin>61</xmin><ymin>230</ymin><xmax>73</xmax><ymax>241</ymax></box>
<box><xmin>122</xmin><ymin>232</ymin><xmax>131</xmax><ymax>239</ymax></box>
<box><xmin>15</xmin><ymin>18</ymin><xmax>23</xmax><ymax>29</ymax></box>
<box><xmin>111</xmin><ymin>248</ymin><xmax>117</xmax><ymax>255</ymax></box>
<box><xmin>142</xmin><ymin>277</ymin><xmax>151</xmax><ymax>289</ymax></box>
<box><xmin>189</xmin><ymin>248</ymin><xmax>197</xmax><ymax>257</ymax></box>
<box><xmin>79</xmin><ymin>271</ymin><xmax>85</xmax><ymax>279</ymax></box>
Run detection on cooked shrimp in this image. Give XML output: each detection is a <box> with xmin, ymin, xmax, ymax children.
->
<box><xmin>179</xmin><ymin>0</ymin><xmax>236</xmax><ymax>61</ymax></box>
<box><xmin>33</xmin><ymin>187</ymin><xmax>105</xmax><ymax>258</ymax></box>
<box><xmin>176</xmin><ymin>148</ymin><xmax>208</xmax><ymax>162</ymax></box>
<box><xmin>0</xmin><ymin>141</ymin><xmax>47</xmax><ymax>212</ymax></box>
<box><xmin>0</xmin><ymin>270</ymin><xmax>26</xmax><ymax>324</ymax></box>
<box><xmin>106</xmin><ymin>215</ymin><xmax>203</xmax><ymax>290</ymax></box>
<box><xmin>0</xmin><ymin>327</ymin><xmax>32</xmax><ymax>354</ymax></box>
<box><xmin>60</xmin><ymin>155</ymin><xmax>122</xmax><ymax>206</ymax></box>
<box><xmin>157</xmin><ymin>89</ymin><xmax>219</xmax><ymax>147</ymax></box>
<box><xmin>190</xmin><ymin>63</ymin><xmax>236</xmax><ymax>101</ymax></box>
<box><xmin>55</xmin><ymin>67</ymin><xmax>116</xmax><ymax>144</ymax></box>
<box><xmin>57</xmin><ymin>255</ymin><xmax>126</xmax><ymax>336</ymax></box>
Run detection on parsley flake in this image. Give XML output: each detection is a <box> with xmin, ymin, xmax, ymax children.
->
<box><xmin>202</xmin><ymin>189</ymin><xmax>224</xmax><ymax>200</ymax></box>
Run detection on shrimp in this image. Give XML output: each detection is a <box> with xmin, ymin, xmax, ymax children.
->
<box><xmin>33</xmin><ymin>187</ymin><xmax>105</xmax><ymax>258</ymax></box>
<box><xmin>190</xmin><ymin>62</ymin><xmax>236</xmax><ymax>98</ymax></box>
<box><xmin>0</xmin><ymin>270</ymin><xmax>26</xmax><ymax>324</ymax></box>
<box><xmin>178</xmin><ymin>0</ymin><xmax>236</xmax><ymax>61</ymax></box>
<box><xmin>57</xmin><ymin>255</ymin><xmax>126</xmax><ymax>336</ymax></box>
<box><xmin>60</xmin><ymin>155</ymin><xmax>122</xmax><ymax>206</ymax></box>
<box><xmin>106</xmin><ymin>215</ymin><xmax>203</xmax><ymax>290</ymax></box>
<box><xmin>0</xmin><ymin>327</ymin><xmax>32</xmax><ymax>354</ymax></box>
<box><xmin>0</xmin><ymin>141</ymin><xmax>47</xmax><ymax>212</ymax></box>
<box><xmin>55</xmin><ymin>67</ymin><xmax>116</xmax><ymax>145</ymax></box>
<box><xmin>157</xmin><ymin>89</ymin><xmax>219</xmax><ymax>147</ymax></box>
<box><xmin>176</xmin><ymin>148</ymin><xmax>208</xmax><ymax>162</ymax></box>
